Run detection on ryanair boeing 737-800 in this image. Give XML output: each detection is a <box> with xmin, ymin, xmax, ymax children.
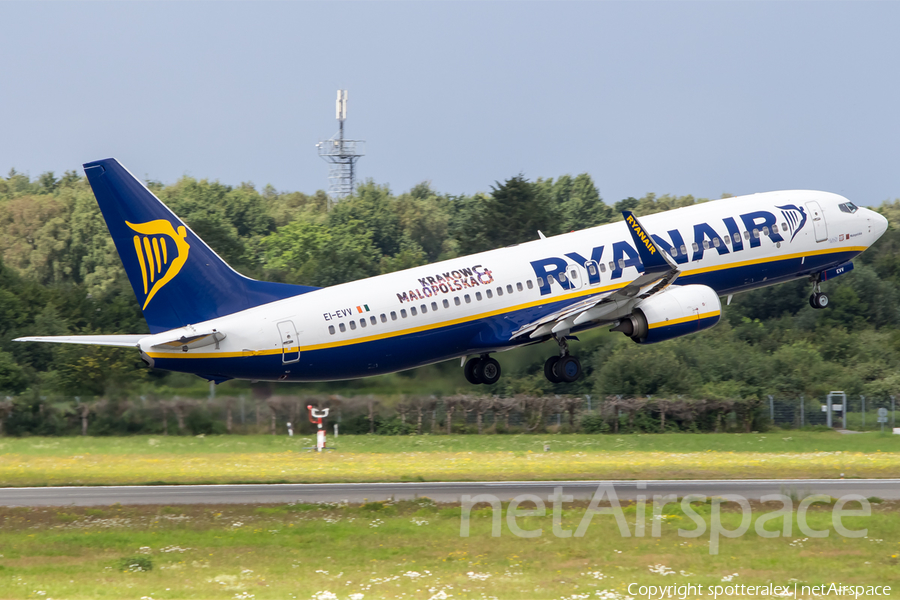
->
<box><xmin>15</xmin><ymin>159</ymin><xmax>889</xmax><ymax>385</ymax></box>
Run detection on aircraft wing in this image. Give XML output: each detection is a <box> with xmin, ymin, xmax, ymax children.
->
<box><xmin>510</xmin><ymin>210</ymin><xmax>680</xmax><ymax>339</ymax></box>
<box><xmin>13</xmin><ymin>335</ymin><xmax>146</xmax><ymax>348</ymax></box>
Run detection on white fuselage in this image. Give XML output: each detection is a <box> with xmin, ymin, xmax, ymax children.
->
<box><xmin>141</xmin><ymin>190</ymin><xmax>886</xmax><ymax>381</ymax></box>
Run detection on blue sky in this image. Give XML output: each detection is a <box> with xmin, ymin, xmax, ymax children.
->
<box><xmin>2</xmin><ymin>1</ymin><xmax>898</xmax><ymax>205</ymax></box>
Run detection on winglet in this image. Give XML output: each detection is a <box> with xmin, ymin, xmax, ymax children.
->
<box><xmin>622</xmin><ymin>210</ymin><xmax>676</xmax><ymax>273</ymax></box>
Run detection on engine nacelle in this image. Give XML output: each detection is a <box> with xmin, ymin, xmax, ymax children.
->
<box><xmin>611</xmin><ymin>285</ymin><xmax>722</xmax><ymax>344</ymax></box>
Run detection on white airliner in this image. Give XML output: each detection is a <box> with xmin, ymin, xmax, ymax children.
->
<box><xmin>15</xmin><ymin>159</ymin><xmax>888</xmax><ymax>385</ymax></box>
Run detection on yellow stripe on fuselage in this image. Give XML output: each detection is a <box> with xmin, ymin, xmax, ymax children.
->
<box><xmin>146</xmin><ymin>246</ymin><xmax>864</xmax><ymax>360</ymax></box>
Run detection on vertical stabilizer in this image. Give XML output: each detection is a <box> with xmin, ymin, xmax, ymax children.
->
<box><xmin>84</xmin><ymin>158</ymin><xmax>319</xmax><ymax>333</ymax></box>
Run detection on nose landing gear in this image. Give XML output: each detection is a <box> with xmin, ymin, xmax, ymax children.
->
<box><xmin>544</xmin><ymin>336</ymin><xmax>582</xmax><ymax>383</ymax></box>
<box><xmin>464</xmin><ymin>355</ymin><xmax>501</xmax><ymax>385</ymax></box>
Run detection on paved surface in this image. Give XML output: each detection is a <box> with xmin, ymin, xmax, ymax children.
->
<box><xmin>0</xmin><ymin>479</ymin><xmax>897</xmax><ymax>506</ymax></box>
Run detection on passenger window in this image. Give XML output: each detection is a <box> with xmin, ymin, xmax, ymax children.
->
<box><xmin>599</xmin><ymin>263</ymin><xmax>606</xmax><ymax>273</ymax></box>
<box><xmin>391</xmin><ymin>311</ymin><xmax>397</xmax><ymax>320</ymax></box>
<box><xmin>618</xmin><ymin>259</ymin><xmax>625</xmax><ymax>268</ymax></box>
<box><xmin>743</xmin><ymin>231</ymin><xmax>750</xmax><ymax>240</ymax></box>
<box><xmin>454</xmin><ymin>297</ymin><xmax>461</xmax><ymax>306</ymax></box>
<box><xmin>547</xmin><ymin>275</ymin><xmax>555</xmax><ymax>284</ymax></box>
<box><xmin>703</xmin><ymin>240</ymin><xmax>710</xmax><ymax>250</ymax></box>
<box><xmin>762</xmin><ymin>226</ymin><xmax>769</xmax><ymax>236</ymax></box>
<box><xmin>401</xmin><ymin>309</ymin><xmax>408</xmax><ymax>318</ymax></box>
<box><xmin>724</xmin><ymin>235</ymin><xmax>730</xmax><ymax>245</ymax></box>
<box><xmin>328</xmin><ymin>325</ymin><xmax>335</xmax><ymax>335</ymax></box>
<box><xmin>496</xmin><ymin>287</ymin><xmax>503</xmax><ymax>296</ymax></box>
<box><xmin>486</xmin><ymin>289</ymin><xmax>493</xmax><ymax>299</ymax></box>
<box><xmin>476</xmin><ymin>292</ymin><xmax>482</xmax><ymax>301</ymax></box>
<box><xmin>339</xmin><ymin>323</ymin><xmax>346</xmax><ymax>333</ymax></box>
<box><xmin>567</xmin><ymin>271</ymin><xmax>576</xmax><ymax>283</ymax></box>
<box><xmin>713</xmin><ymin>237</ymin><xmax>720</xmax><ymax>248</ymax></box>
<box><xmin>680</xmin><ymin>245</ymin><xmax>687</xmax><ymax>255</ymax></box>
<box><xmin>559</xmin><ymin>273</ymin><xmax>568</xmax><ymax>283</ymax></box>
<box><xmin>588</xmin><ymin>264</ymin><xmax>597</xmax><ymax>276</ymax></box>
<box><xmin>431</xmin><ymin>302</ymin><xmax>438</xmax><ymax>311</ymax></box>
<box><xmin>733</xmin><ymin>233</ymin><xmax>740</xmax><ymax>243</ymax></box>
<box><xmin>608</xmin><ymin>262</ymin><xmax>615</xmax><ymax>271</ymax></box>
<box><xmin>517</xmin><ymin>282</ymin><xmax>523</xmax><ymax>291</ymax></box>
<box><xmin>526</xmin><ymin>280</ymin><xmax>534</xmax><ymax>289</ymax></box>
<box><xmin>537</xmin><ymin>277</ymin><xmax>544</xmax><ymax>287</ymax></box>
<box><xmin>753</xmin><ymin>229</ymin><xmax>760</xmax><ymax>238</ymax></box>
<box><xmin>350</xmin><ymin>321</ymin><xmax>357</xmax><ymax>330</ymax></box>
<box><xmin>360</xmin><ymin>319</ymin><xmax>366</xmax><ymax>328</ymax></box>
<box><xmin>380</xmin><ymin>314</ymin><xmax>387</xmax><ymax>323</ymax></box>
<box><xmin>370</xmin><ymin>316</ymin><xmax>377</xmax><ymax>325</ymax></box>
<box><xmin>420</xmin><ymin>304</ymin><xmax>426</xmax><ymax>314</ymax></box>
<box><xmin>508</xmin><ymin>284</ymin><xmax>515</xmax><ymax>293</ymax></box>
<box><xmin>781</xmin><ymin>223</ymin><xmax>788</xmax><ymax>231</ymax></box>
<box><xmin>670</xmin><ymin>247</ymin><xmax>678</xmax><ymax>257</ymax></box>
<box><xmin>692</xmin><ymin>243</ymin><xmax>699</xmax><ymax>252</ymax></box>
<box><xmin>443</xmin><ymin>299</ymin><xmax>449</xmax><ymax>308</ymax></box>
<box><xmin>411</xmin><ymin>306</ymin><xmax>418</xmax><ymax>316</ymax></box>
<box><xmin>465</xmin><ymin>294</ymin><xmax>471</xmax><ymax>303</ymax></box>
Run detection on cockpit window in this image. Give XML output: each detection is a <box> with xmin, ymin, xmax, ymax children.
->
<box><xmin>839</xmin><ymin>202</ymin><xmax>858</xmax><ymax>214</ymax></box>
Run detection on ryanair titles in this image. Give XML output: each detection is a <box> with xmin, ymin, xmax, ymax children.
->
<box><xmin>396</xmin><ymin>265</ymin><xmax>494</xmax><ymax>304</ymax></box>
<box><xmin>530</xmin><ymin>208</ymin><xmax>805</xmax><ymax>297</ymax></box>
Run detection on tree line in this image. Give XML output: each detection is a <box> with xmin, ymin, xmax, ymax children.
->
<box><xmin>2</xmin><ymin>167</ymin><xmax>900</xmax><ymax>431</ymax></box>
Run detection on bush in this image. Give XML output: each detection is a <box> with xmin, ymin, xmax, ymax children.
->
<box><xmin>119</xmin><ymin>556</ymin><xmax>152</xmax><ymax>572</ymax></box>
<box><xmin>580</xmin><ymin>413</ymin><xmax>608</xmax><ymax>434</ymax></box>
<box><xmin>376</xmin><ymin>417</ymin><xmax>415</xmax><ymax>436</ymax></box>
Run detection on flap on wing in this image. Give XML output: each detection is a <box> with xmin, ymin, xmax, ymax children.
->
<box><xmin>13</xmin><ymin>335</ymin><xmax>146</xmax><ymax>348</ymax></box>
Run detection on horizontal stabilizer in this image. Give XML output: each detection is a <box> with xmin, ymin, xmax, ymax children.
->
<box><xmin>13</xmin><ymin>335</ymin><xmax>146</xmax><ymax>348</ymax></box>
<box><xmin>147</xmin><ymin>329</ymin><xmax>225</xmax><ymax>350</ymax></box>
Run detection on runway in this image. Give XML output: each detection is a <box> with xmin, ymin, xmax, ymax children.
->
<box><xmin>0</xmin><ymin>479</ymin><xmax>897</xmax><ymax>506</ymax></box>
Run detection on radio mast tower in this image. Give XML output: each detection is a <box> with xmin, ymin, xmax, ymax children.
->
<box><xmin>317</xmin><ymin>90</ymin><xmax>365</xmax><ymax>200</ymax></box>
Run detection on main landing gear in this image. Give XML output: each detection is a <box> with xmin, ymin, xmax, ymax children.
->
<box><xmin>809</xmin><ymin>278</ymin><xmax>829</xmax><ymax>310</ymax></box>
<box><xmin>544</xmin><ymin>336</ymin><xmax>582</xmax><ymax>384</ymax></box>
<box><xmin>464</xmin><ymin>355</ymin><xmax>501</xmax><ymax>385</ymax></box>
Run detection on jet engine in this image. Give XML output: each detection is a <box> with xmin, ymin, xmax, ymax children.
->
<box><xmin>610</xmin><ymin>284</ymin><xmax>721</xmax><ymax>344</ymax></box>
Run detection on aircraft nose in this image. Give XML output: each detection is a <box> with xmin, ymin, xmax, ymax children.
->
<box><xmin>870</xmin><ymin>209</ymin><xmax>888</xmax><ymax>240</ymax></box>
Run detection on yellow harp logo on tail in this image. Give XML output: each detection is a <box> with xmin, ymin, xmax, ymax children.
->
<box><xmin>126</xmin><ymin>220</ymin><xmax>191</xmax><ymax>309</ymax></box>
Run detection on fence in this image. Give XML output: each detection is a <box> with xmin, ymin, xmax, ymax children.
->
<box><xmin>1</xmin><ymin>392</ymin><xmax>897</xmax><ymax>436</ymax></box>
<box><xmin>766</xmin><ymin>394</ymin><xmax>897</xmax><ymax>431</ymax></box>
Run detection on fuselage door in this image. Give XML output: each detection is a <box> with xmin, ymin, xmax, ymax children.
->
<box><xmin>584</xmin><ymin>260</ymin><xmax>601</xmax><ymax>286</ymax></box>
<box><xmin>806</xmin><ymin>201</ymin><xmax>828</xmax><ymax>242</ymax></box>
<box><xmin>276</xmin><ymin>320</ymin><xmax>300</xmax><ymax>364</ymax></box>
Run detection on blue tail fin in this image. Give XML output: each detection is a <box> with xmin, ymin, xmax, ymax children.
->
<box><xmin>84</xmin><ymin>158</ymin><xmax>319</xmax><ymax>333</ymax></box>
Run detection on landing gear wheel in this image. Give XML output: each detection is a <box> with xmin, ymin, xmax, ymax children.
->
<box><xmin>557</xmin><ymin>355</ymin><xmax>582</xmax><ymax>383</ymax></box>
<box><xmin>810</xmin><ymin>293</ymin><xmax>829</xmax><ymax>310</ymax></box>
<box><xmin>474</xmin><ymin>357</ymin><xmax>501</xmax><ymax>385</ymax></box>
<box><xmin>544</xmin><ymin>356</ymin><xmax>562</xmax><ymax>384</ymax></box>
<box><xmin>464</xmin><ymin>358</ymin><xmax>482</xmax><ymax>385</ymax></box>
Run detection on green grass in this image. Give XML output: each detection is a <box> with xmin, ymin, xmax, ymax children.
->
<box><xmin>0</xmin><ymin>500</ymin><xmax>897</xmax><ymax>599</ymax></box>
<box><xmin>1</xmin><ymin>433</ymin><xmax>899</xmax><ymax>486</ymax></box>
<box><xmin>2</xmin><ymin>430</ymin><xmax>899</xmax><ymax>456</ymax></box>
